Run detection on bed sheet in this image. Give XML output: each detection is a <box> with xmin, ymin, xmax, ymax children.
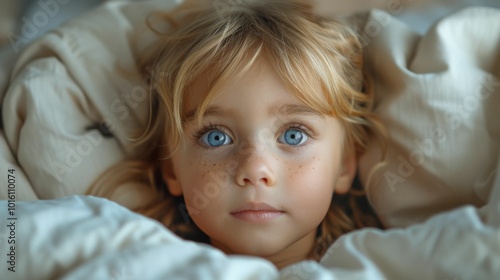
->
<box><xmin>0</xmin><ymin>185</ymin><xmax>499</xmax><ymax>280</ymax></box>
<box><xmin>0</xmin><ymin>196</ymin><xmax>279</xmax><ymax>279</ymax></box>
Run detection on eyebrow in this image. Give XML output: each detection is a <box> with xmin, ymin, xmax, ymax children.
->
<box><xmin>269</xmin><ymin>104</ymin><xmax>323</xmax><ymax>118</ymax></box>
<box><xmin>184</xmin><ymin>106</ymin><xmax>233</xmax><ymax>123</ymax></box>
<box><xmin>184</xmin><ymin>103</ymin><xmax>322</xmax><ymax>124</ymax></box>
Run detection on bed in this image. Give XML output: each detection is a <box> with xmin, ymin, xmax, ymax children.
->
<box><xmin>1</xmin><ymin>0</ymin><xmax>500</xmax><ymax>279</ymax></box>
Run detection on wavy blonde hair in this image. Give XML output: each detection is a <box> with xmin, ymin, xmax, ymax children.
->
<box><xmin>88</xmin><ymin>0</ymin><xmax>385</xmax><ymax>261</ymax></box>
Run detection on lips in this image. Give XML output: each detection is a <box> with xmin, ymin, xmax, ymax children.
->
<box><xmin>230</xmin><ymin>202</ymin><xmax>284</xmax><ymax>223</ymax></box>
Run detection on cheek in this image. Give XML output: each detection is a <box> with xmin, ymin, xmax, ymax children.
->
<box><xmin>177</xmin><ymin>155</ymin><xmax>233</xmax><ymax>214</ymax></box>
<box><xmin>177</xmin><ymin>156</ymin><xmax>238</xmax><ymax>238</ymax></box>
<box><xmin>285</xmin><ymin>153</ymin><xmax>340</xmax><ymax>218</ymax></box>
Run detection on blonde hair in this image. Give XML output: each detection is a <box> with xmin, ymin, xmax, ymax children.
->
<box><xmin>88</xmin><ymin>0</ymin><xmax>385</xmax><ymax>260</ymax></box>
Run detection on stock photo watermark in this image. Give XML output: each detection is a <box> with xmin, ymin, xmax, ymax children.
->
<box><xmin>213</xmin><ymin>0</ymin><xmax>247</xmax><ymax>16</ymax></box>
<box><xmin>4</xmin><ymin>169</ymin><xmax>18</xmax><ymax>273</ymax></box>
<box><xmin>110</xmin><ymin>263</ymin><xmax>135</xmax><ymax>280</ymax></box>
<box><xmin>176</xmin><ymin>112</ymin><xmax>294</xmax><ymax>224</ymax></box>
<box><xmin>49</xmin><ymin>66</ymin><xmax>154</xmax><ymax>179</ymax></box>
<box><xmin>8</xmin><ymin>0</ymin><xmax>72</xmax><ymax>53</ymax></box>
<box><xmin>50</xmin><ymin>130</ymin><xmax>104</xmax><ymax>179</ymax></box>
<box><xmin>358</xmin><ymin>0</ymin><xmax>414</xmax><ymax>47</ymax></box>
<box><xmin>384</xmin><ymin>75</ymin><xmax>500</xmax><ymax>192</ymax></box>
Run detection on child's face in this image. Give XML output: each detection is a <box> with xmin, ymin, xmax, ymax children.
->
<box><xmin>163</xmin><ymin>60</ymin><xmax>356</xmax><ymax>268</ymax></box>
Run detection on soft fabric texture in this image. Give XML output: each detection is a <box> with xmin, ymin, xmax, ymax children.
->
<box><xmin>0</xmin><ymin>191</ymin><xmax>499</xmax><ymax>279</ymax></box>
<box><xmin>358</xmin><ymin>7</ymin><xmax>500</xmax><ymax>227</ymax></box>
<box><xmin>0</xmin><ymin>196</ymin><xmax>279</xmax><ymax>279</ymax></box>
<box><xmin>0</xmin><ymin>0</ymin><xmax>500</xmax><ymax>278</ymax></box>
<box><xmin>2</xmin><ymin>0</ymin><xmax>177</xmax><ymax>204</ymax></box>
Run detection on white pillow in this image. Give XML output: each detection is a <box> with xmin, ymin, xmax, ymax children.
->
<box><xmin>358</xmin><ymin>7</ymin><xmax>500</xmax><ymax>227</ymax></box>
<box><xmin>2</xmin><ymin>0</ymin><xmax>181</xmax><ymax>202</ymax></box>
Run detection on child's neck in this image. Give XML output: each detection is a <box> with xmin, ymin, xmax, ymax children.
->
<box><xmin>269</xmin><ymin>231</ymin><xmax>316</xmax><ymax>270</ymax></box>
<box><xmin>211</xmin><ymin>230</ymin><xmax>316</xmax><ymax>270</ymax></box>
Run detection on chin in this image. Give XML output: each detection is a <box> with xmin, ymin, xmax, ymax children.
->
<box><xmin>215</xmin><ymin>239</ymin><xmax>284</xmax><ymax>258</ymax></box>
<box><xmin>236</xmin><ymin>245</ymin><xmax>280</xmax><ymax>258</ymax></box>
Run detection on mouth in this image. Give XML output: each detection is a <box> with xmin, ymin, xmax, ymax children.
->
<box><xmin>230</xmin><ymin>202</ymin><xmax>284</xmax><ymax>223</ymax></box>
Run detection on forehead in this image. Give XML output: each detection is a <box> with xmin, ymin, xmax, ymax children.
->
<box><xmin>184</xmin><ymin>60</ymin><xmax>303</xmax><ymax>115</ymax></box>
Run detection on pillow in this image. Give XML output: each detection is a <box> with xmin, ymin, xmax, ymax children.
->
<box><xmin>358</xmin><ymin>7</ymin><xmax>500</xmax><ymax>227</ymax></box>
<box><xmin>1</xmin><ymin>0</ymin><xmax>182</xmax><ymax>203</ymax></box>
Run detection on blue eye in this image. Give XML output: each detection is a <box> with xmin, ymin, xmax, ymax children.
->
<box><xmin>200</xmin><ymin>130</ymin><xmax>232</xmax><ymax>147</ymax></box>
<box><xmin>278</xmin><ymin>129</ymin><xmax>308</xmax><ymax>146</ymax></box>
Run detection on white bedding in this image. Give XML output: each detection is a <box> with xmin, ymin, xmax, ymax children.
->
<box><xmin>0</xmin><ymin>190</ymin><xmax>499</xmax><ymax>279</ymax></box>
<box><xmin>1</xmin><ymin>0</ymin><xmax>500</xmax><ymax>279</ymax></box>
<box><xmin>0</xmin><ymin>196</ymin><xmax>278</xmax><ymax>279</ymax></box>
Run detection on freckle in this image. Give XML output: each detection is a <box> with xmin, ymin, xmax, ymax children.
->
<box><xmin>299</xmin><ymin>165</ymin><xmax>302</xmax><ymax>168</ymax></box>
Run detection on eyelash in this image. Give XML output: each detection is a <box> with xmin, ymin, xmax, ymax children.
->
<box><xmin>280</xmin><ymin>123</ymin><xmax>316</xmax><ymax>139</ymax></box>
<box><xmin>190</xmin><ymin>122</ymin><xmax>317</xmax><ymax>148</ymax></box>
<box><xmin>190</xmin><ymin>122</ymin><xmax>229</xmax><ymax>144</ymax></box>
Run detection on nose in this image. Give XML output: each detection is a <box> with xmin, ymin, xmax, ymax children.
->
<box><xmin>234</xmin><ymin>148</ymin><xmax>276</xmax><ymax>187</ymax></box>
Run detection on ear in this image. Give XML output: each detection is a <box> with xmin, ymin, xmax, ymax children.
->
<box><xmin>161</xmin><ymin>160</ymin><xmax>183</xmax><ymax>197</ymax></box>
<box><xmin>334</xmin><ymin>151</ymin><xmax>357</xmax><ymax>195</ymax></box>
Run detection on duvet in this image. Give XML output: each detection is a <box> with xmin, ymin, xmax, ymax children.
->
<box><xmin>0</xmin><ymin>193</ymin><xmax>499</xmax><ymax>279</ymax></box>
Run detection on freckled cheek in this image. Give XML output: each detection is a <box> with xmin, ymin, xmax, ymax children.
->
<box><xmin>180</xmin><ymin>154</ymin><xmax>234</xmax><ymax>191</ymax></box>
<box><xmin>285</xmin><ymin>156</ymin><xmax>324</xmax><ymax>181</ymax></box>
<box><xmin>285</xmin><ymin>157</ymin><xmax>336</xmax><ymax>211</ymax></box>
<box><xmin>179</xmin><ymin>156</ymin><xmax>234</xmax><ymax>220</ymax></box>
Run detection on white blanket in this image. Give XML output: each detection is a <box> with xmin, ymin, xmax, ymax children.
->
<box><xmin>0</xmin><ymin>190</ymin><xmax>499</xmax><ymax>279</ymax></box>
<box><xmin>0</xmin><ymin>196</ymin><xmax>278</xmax><ymax>279</ymax></box>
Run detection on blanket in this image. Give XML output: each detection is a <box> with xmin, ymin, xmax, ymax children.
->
<box><xmin>0</xmin><ymin>192</ymin><xmax>499</xmax><ymax>279</ymax></box>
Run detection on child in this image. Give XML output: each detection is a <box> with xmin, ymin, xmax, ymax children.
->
<box><xmin>88</xmin><ymin>0</ymin><xmax>384</xmax><ymax>269</ymax></box>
